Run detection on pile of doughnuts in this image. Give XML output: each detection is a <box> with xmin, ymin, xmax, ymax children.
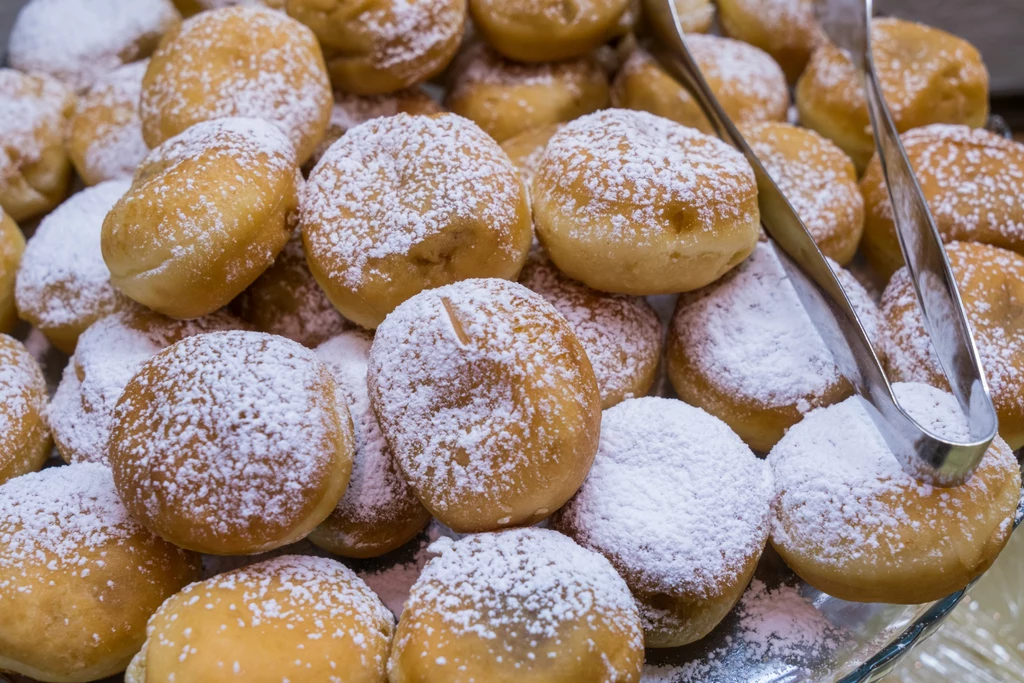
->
<box><xmin>0</xmin><ymin>0</ymin><xmax>1021</xmax><ymax>681</ymax></box>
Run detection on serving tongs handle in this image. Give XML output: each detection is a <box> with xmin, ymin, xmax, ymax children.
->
<box><xmin>642</xmin><ymin>0</ymin><xmax>997</xmax><ymax>485</ymax></box>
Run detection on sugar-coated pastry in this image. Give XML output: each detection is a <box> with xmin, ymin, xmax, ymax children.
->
<box><xmin>611</xmin><ymin>38</ymin><xmax>788</xmax><ymax>135</ymax></box>
<box><xmin>141</xmin><ymin>5</ymin><xmax>332</xmax><ymax>164</ymax></box>
<box><xmin>796</xmin><ymin>17</ymin><xmax>989</xmax><ymax>171</ymax></box>
<box><xmin>769</xmin><ymin>383</ymin><xmax>1020</xmax><ymax>604</ymax></box>
<box><xmin>126</xmin><ymin>555</ymin><xmax>393</xmax><ymax>683</ymax></box>
<box><xmin>302</xmin><ymin>113</ymin><xmax>532</xmax><ymax>329</ymax></box>
<box><xmin>500</xmin><ymin>124</ymin><xmax>562</xmax><ymax>195</ymax></box>
<box><xmin>389</xmin><ymin>528</ymin><xmax>644</xmax><ymax>683</ymax></box>
<box><xmin>0</xmin><ymin>68</ymin><xmax>75</xmax><ymax>223</ymax></box>
<box><xmin>103</xmin><ymin>118</ymin><xmax>298</xmax><ymax>319</ymax></box>
<box><xmin>7</xmin><ymin>0</ymin><xmax>180</xmax><ymax>92</ymax></box>
<box><xmin>533</xmin><ymin>109</ymin><xmax>760</xmax><ymax>295</ymax></box>
<box><xmin>368</xmin><ymin>279</ymin><xmax>601</xmax><ymax>532</ymax></box>
<box><xmin>445</xmin><ymin>44</ymin><xmax>611</xmax><ymax>143</ymax></box>
<box><xmin>16</xmin><ymin>179</ymin><xmax>132</xmax><ymax>354</ymax></box>
<box><xmin>552</xmin><ymin>397</ymin><xmax>772</xmax><ymax>647</ymax></box>
<box><xmin>0</xmin><ymin>335</ymin><xmax>50</xmax><ymax>485</ymax></box>
<box><xmin>881</xmin><ymin>241</ymin><xmax>1024</xmax><ymax>450</ymax></box>
<box><xmin>68</xmin><ymin>61</ymin><xmax>149</xmax><ymax>186</ymax></box>
<box><xmin>286</xmin><ymin>0</ymin><xmax>465</xmax><ymax>96</ymax></box>
<box><xmin>108</xmin><ymin>330</ymin><xmax>355</xmax><ymax>554</ymax></box>
<box><xmin>717</xmin><ymin>0</ymin><xmax>825</xmax><ymax>84</ymax></box>
<box><xmin>667</xmin><ymin>242</ymin><xmax>886</xmax><ymax>452</ymax></box>
<box><xmin>519</xmin><ymin>250</ymin><xmax>662</xmax><ymax>408</ymax></box>
<box><xmin>0</xmin><ymin>210</ymin><xmax>25</xmax><ymax>334</ymax></box>
<box><xmin>174</xmin><ymin>0</ymin><xmax>284</xmax><ymax>15</ymax></box>
<box><xmin>468</xmin><ymin>0</ymin><xmax>631</xmax><ymax>62</ymax></box>
<box><xmin>861</xmin><ymin>124</ymin><xmax>1024</xmax><ymax>278</ymax></box>
<box><xmin>311</xmin><ymin>331</ymin><xmax>431</xmax><ymax>558</ymax></box>
<box><xmin>0</xmin><ymin>463</ymin><xmax>200</xmax><ymax>682</ymax></box>
<box><xmin>672</xmin><ymin>0</ymin><xmax>715</xmax><ymax>33</ymax></box>
<box><xmin>742</xmin><ymin>122</ymin><xmax>864</xmax><ymax>264</ymax></box>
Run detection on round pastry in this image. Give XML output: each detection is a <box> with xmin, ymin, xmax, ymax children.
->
<box><xmin>532</xmin><ymin>108</ymin><xmax>760</xmax><ymax>295</ymax></box>
<box><xmin>880</xmin><ymin>241</ymin><xmax>1024</xmax><ymax>450</ymax></box>
<box><xmin>302</xmin><ymin>113</ymin><xmax>532</xmax><ymax>329</ymax></box>
<box><xmin>768</xmin><ymin>382</ymin><xmax>1020</xmax><ymax>604</ymax></box>
<box><xmin>0</xmin><ymin>68</ymin><xmax>76</xmax><ymax>223</ymax></box>
<box><xmin>742</xmin><ymin>121</ymin><xmax>864</xmax><ymax>264</ymax></box>
<box><xmin>126</xmin><ymin>555</ymin><xmax>393</xmax><ymax>683</ymax></box>
<box><xmin>68</xmin><ymin>61</ymin><xmax>149</xmax><ymax>186</ymax></box>
<box><xmin>717</xmin><ymin>0</ymin><xmax>825</xmax><ymax>84</ymax></box>
<box><xmin>0</xmin><ymin>334</ymin><xmax>50</xmax><ymax>485</ymax></box>
<box><xmin>519</xmin><ymin>250</ymin><xmax>662</xmax><ymax>408</ymax></box>
<box><xmin>667</xmin><ymin>242</ymin><xmax>886</xmax><ymax>453</ymax></box>
<box><xmin>389</xmin><ymin>528</ymin><xmax>644</xmax><ymax>683</ymax></box>
<box><xmin>108</xmin><ymin>330</ymin><xmax>355</xmax><ymax>554</ymax></box>
<box><xmin>232</xmin><ymin>232</ymin><xmax>351</xmax><ymax>348</ymax></box>
<box><xmin>7</xmin><ymin>0</ymin><xmax>180</xmax><ymax>92</ymax></box>
<box><xmin>16</xmin><ymin>179</ymin><xmax>132</xmax><ymax>354</ymax></box>
<box><xmin>552</xmin><ymin>397</ymin><xmax>773</xmax><ymax>647</ymax></box>
<box><xmin>368</xmin><ymin>278</ymin><xmax>601</xmax><ymax>533</ymax></box>
<box><xmin>445</xmin><ymin>44</ymin><xmax>611</xmax><ymax>143</ymax></box>
<box><xmin>102</xmin><ymin>117</ymin><xmax>297</xmax><ymax>320</ymax></box>
<box><xmin>310</xmin><ymin>331</ymin><xmax>431</xmax><ymax>558</ymax></box>
<box><xmin>286</xmin><ymin>0</ymin><xmax>465</xmax><ymax>96</ymax></box>
<box><xmin>49</xmin><ymin>305</ymin><xmax>246</xmax><ymax>466</ymax></box>
<box><xmin>0</xmin><ymin>210</ymin><xmax>25</xmax><ymax>334</ymax></box>
<box><xmin>611</xmin><ymin>37</ymin><xmax>789</xmax><ymax>135</ymax></box>
<box><xmin>0</xmin><ymin>463</ymin><xmax>200</xmax><ymax>682</ymax></box>
<box><xmin>861</xmin><ymin>124</ymin><xmax>1024</xmax><ymax>278</ymax></box>
<box><xmin>499</xmin><ymin>123</ymin><xmax>562</xmax><ymax>196</ymax></box>
<box><xmin>140</xmin><ymin>5</ymin><xmax>333</xmax><ymax>164</ymax></box>
<box><xmin>468</xmin><ymin>0</ymin><xmax>631</xmax><ymax>63</ymax></box>
<box><xmin>174</xmin><ymin>0</ymin><xmax>285</xmax><ymax>15</ymax></box>
<box><xmin>796</xmin><ymin>17</ymin><xmax>989</xmax><ymax>171</ymax></box>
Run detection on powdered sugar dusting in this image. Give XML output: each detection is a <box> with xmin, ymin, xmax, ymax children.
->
<box><xmin>0</xmin><ymin>68</ymin><xmax>73</xmax><ymax>178</ymax></box>
<box><xmin>73</xmin><ymin>60</ymin><xmax>150</xmax><ymax>183</ymax></box>
<box><xmin>0</xmin><ymin>335</ymin><xmax>46</xmax><ymax>463</ymax></box>
<box><xmin>686</xmin><ymin>34</ymin><xmax>789</xmax><ymax>123</ymax></box>
<box><xmin>340</xmin><ymin>0</ymin><xmax>464</xmax><ymax>76</ymax></box>
<box><xmin>736</xmin><ymin>580</ymin><xmax>847</xmax><ymax>661</ymax></box>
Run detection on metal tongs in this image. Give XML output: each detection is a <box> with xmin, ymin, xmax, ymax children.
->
<box><xmin>642</xmin><ymin>0</ymin><xmax>998</xmax><ymax>485</ymax></box>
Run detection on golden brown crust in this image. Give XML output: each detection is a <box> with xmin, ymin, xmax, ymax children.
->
<box><xmin>0</xmin><ymin>211</ymin><xmax>24</xmax><ymax>335</ymax></box>
<box><xmin>0</xmin><ymin>335</ymin><xmax>51</xmax><ymax>485</ymax></box>
<box><xmin>499</xmin><ymin>123</ymin><xmax>562</xmax><ymax>194</ymax></box>
<box><xmin>717</xmin><ymin>0</ymin><xmax>825</xmax><ymax>84</ymax></box>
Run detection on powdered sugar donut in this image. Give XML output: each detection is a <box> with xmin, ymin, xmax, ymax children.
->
<box><xmin>174</xmin><ymin>0</ymin><xmax>285</xmax><ymax>15</ymax></box>
<box><xmin>102</xmin><ymin>118</ymin><xmax>297</xmax><ymax>319</ymax></box>
<box><xmin>0</xmin><ymin>334</ymin><xmax>50</xmax><ymax>484</ymax></box>
<box><xmin>717</xmin><ymin>0</ymin><xmax>826</xmax><ymax>84</ymax></box>
<box><xmin>552</xmin><ymin>397</ymin><xmax>773</xmax><ymax>647</ymax></box>
<box><xmin>126</xmin><ymin>555</ymin><xmax>393</xmax><ymax>683</ymax></box>
<box><xmin>389</xmin><ymin>528</ymin><xmax>644</xmax><ymax>683</ymax></box>
<box><xmin>881</xmin><ymin>241</ymin><xmax>1024</xmax><ymax>450</ymax></box>
<box><xmin>302</xmin><ymin>113</ymin><xmax>532</xmax><ymax>329</ymax></box>
<box><xmin>533</xmin><ymin>109</ymin><xmax>760</xmax><ymax>295</ymax></box>
<box><xmin>16</xmin><ymin>179</ymin><xmax>132</xmax><ymax>353</ymax></box>
<box><xmin>108</xmin><ymin>330</ymin><xmax>355</xmax><ymax>554</ymax></box>
<box><xmin>0</xmin><ymin>210</ymin><xmax>24</xmax><ymax>334</ymax></box>
<box><xmin>0</xmin><ymin>463</ymin><xmax>200</xmax><ymax>682</ymax></box>
<box><xmin>768</xmin><ymin>383</ymin><xmax>1020</xmax><ymax>604</ymax></box>
<box><xmin>369</xmin><ymin>279</ymin><xmax>601</xmax><ymax>532</ymax></box>
<box><xmin>500</xmin><ymin>123</ymin><xmax>562</xmax><ymax>197</ymax></box>
<box><xmin>141</xmin><ymin>6</ymin><xmax>332</xmax><ymax>164</ymax></box>
<box><xmin>310</xmin><ymin>331</ymin><xmax>431</xmax><ymax>558</ymax></box>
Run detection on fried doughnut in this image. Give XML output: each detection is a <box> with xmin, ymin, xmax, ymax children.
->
<box><xmin>0</xmin><ymin>335</ymin><xmax>50</xmax><ymax>485</ymax></box>
<box><xmin>174</xmin><ymin>0</ymin><xmax>285</xmax><ymax>15</ymax></box>
<box><xmin>310</xmin><ymin>331</ymin><xmax>431</xmax><ymax>558</ymax></box>
<box><xmin>500</xmin><ymin>124</ymin><xmax>562</xmax><ymax>196</ymax></box>
<box><xmin>0</xmin><ymin>463</ymin><xmax>200</xmax><ymax>682</ymax></box>
<box><xmin>126</xmin><ymin>555</ymin><xmax>393</xmax><ymax>683</ymax></box>
<box><xmin>796</xmin><ymin>17</ymin><xmax>989</xmax><ymax>171</ymax></box>
<box><xmin>468</xmin><ymin>0</ymin><xmax>631</xmax><ymax>62</ymax></box>
<box><xmin>532</xmin><ymin>109</ymin><xmax>760</xmax><ymax>295</ymax></box>
<box><xmin>861</xmin><ymin>125</ymin><xmax>1024</xmax><ymax>278</ymax></box>
<box><xmin>141</xmin><ymin>5</ymin><xmax>332</xmax><ymax>164</ymax></box>
<box><xmin>881</xmin><ymin>241</ymin><xmax>1024</xmax><ymax>450</ymax></box>
<box><xmin>302</xmin><ymin>113</ymin><xmax>532</xmax><ymax>329</ymax></box>
<box><xmin>102</xmin><ymin>117</ymin><xmax>298</xmax><ymax>319</ymax></box>
<box><xmin>611</xmin><ymin>37</ymin><xmax>788</xmax><ymax>135</ymax></box>
<box><xmin>519</xmin><ymin>250</ymin><xmax>662</xmax><ymax>408</ymax></box>
<box><xmin>368</xmin><ymin>278</ymin><xmax>601</xmax><ymax>532</ymax></box>
<box><xmin>445</xmin><ymin>43</ymin><xmax>610</xmax><ymax>143</ymax></box>
<box><xmin>667</xmin><ymin>242</ymin><xmax>886</xmax><ymax>452</ymax></box>
<box><xmin>768</xmin><ymin>383</ymin><xmax>1020</xmax><ymax>604</ymax></box>
<box><xmin>68</xmin><ymin>61</ymin><xmax>149</xmax><ymax>186</ymax></box>
<box><xmin>286</xmin><ymin>0</ymin><xmax>465</xmax><ymax>96</ymax></box>
<box><xmin>717</xmin><ymin>0</ymin><xmax>825</xmax><ymax>84</ymax></box>
<box><xmin>0</xmin><ymin>68</ymin><xmax>75</xmax><ymax>223</ymax></box>
<box><xmin>8</xmin><ymin>0</ymin><xmax>180</xmax><ymax>92</ymax></box>
<box><xmin>389</xmin><ymin>528</ymin><xmax>644</xmax><ymax>683</ymax></box>
<box><xmin>16</xmin><ymin>179</ymin><xmax>132</xmax><ymax>354</ymax></box>
<box><xmin>742</xmin><ymin>121</ymin><xmax>864</xmax><ymax>264</ymax></box>
<box><xmin>552</xmin><ymin>397</ymin><xmax>772</xmax><ymax>647</ymax></box>
<box><xmin>108</xmin><ymin>330</ymin><xmax>355</xmax><ymax>554</ymax></box>
<box><xmin>0</xmin><ymin>210</ymin><xmax>24</xmax><ymax>334</ymax></box>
